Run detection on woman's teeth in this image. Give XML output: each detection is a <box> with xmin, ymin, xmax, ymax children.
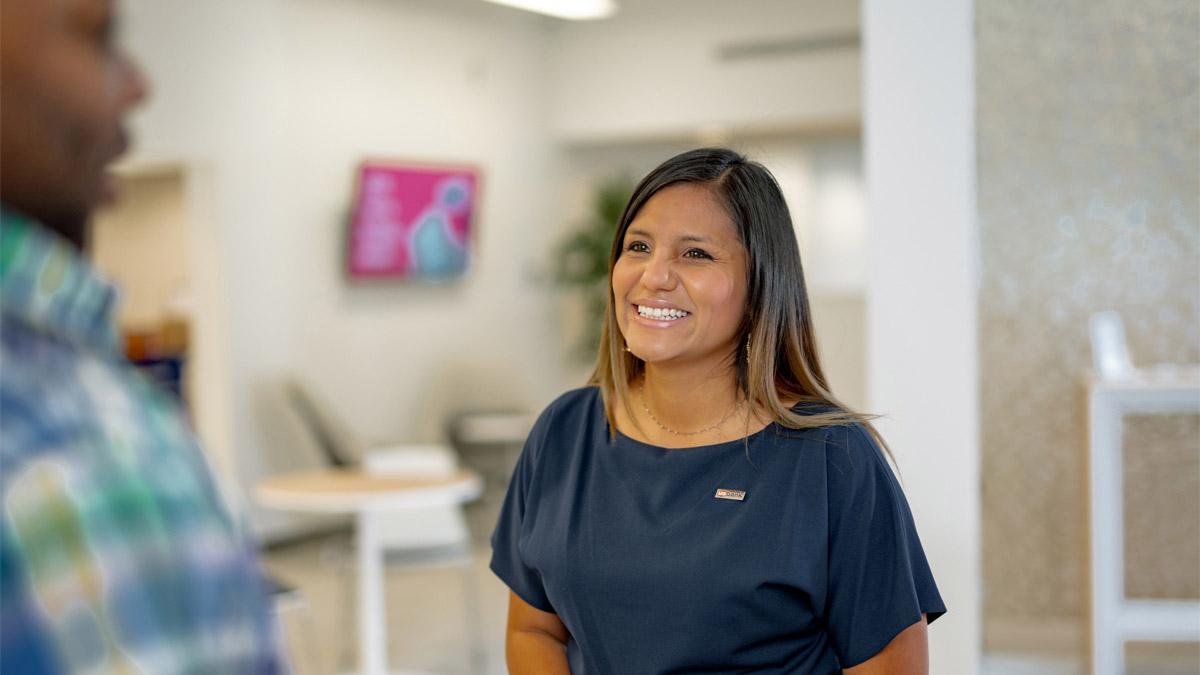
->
<box><xmin>637</xmin><ymin>305</ymin><xmax>690</xmax><ymax>320</ymax></box>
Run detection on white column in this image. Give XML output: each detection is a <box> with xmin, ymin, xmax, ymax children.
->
<box><xmin>863</xmin><ymin>1</ymin><xmax>980</xmax><ymax>673</ymax></box>
<box><xmin>1086</xmin><ymin>379</ymin><xmax>1200</xmax><ymax>674</ymax></box>
<box><xmin>1087</xmin><ymin>389</ymin><xmax>1124</xmax><ymax>673</ymax></box>
<box><xmin>358</xmin><ymin>511</ymin><xmax>387</xmax><ymax>675</ymax></box>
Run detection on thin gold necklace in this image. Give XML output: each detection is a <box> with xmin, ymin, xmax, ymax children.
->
<box><xmin>638</xmin><ymin>378</ymin><xmax>743</xmax><ymax>436</ymax></box>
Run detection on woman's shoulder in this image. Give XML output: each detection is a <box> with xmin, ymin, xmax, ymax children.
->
<box><xmin>519</xmin><ymin>387</ymin><xmax>604</xmax><ymax>467</ymax></box>
<box><xmin>786</xmin><ymin>398</ymin><xmax>843</xmax><ymax>417</ymax></box>
<box><xmin>815</xmin><ymin>419</ymin><xmax>900</xmax><ymax>498</ymax></box>
<box><xmin>526</xmin><ymin>386</ymin><xmax>602</xmax><ymax>436</ymax></box>
<box><xmin>541</xmin><ymin>385</ymin><xmax>602</xmax><ymax>418</ymax></box>
<box><xmin>772</xmin><ymin>402</ymin><xmax>887</xmax><ymax>469</ymax></box>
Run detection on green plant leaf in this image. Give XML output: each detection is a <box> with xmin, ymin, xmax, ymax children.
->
<box><xmin>549</xmin><ymin>174</ymin><xmax>635</xmax><ymax>361</ymax></box>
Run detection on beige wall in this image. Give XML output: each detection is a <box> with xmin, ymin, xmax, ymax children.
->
<box><xmin>808</xmin><ymin>293</ymin><xmax>865</xmax><ymax>412</ymax></box>
<box><xmin>977</xmin><ymin>0</ymin><xmax>1199</xmax><ymax>643</ymax></box>
<box><xmin>92</xmin><ymin>171</ymin><xmax>189</xmax><ymax>332</ymax></box>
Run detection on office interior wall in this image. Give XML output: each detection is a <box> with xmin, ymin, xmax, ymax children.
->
<box><xmin>121</xmin><ymin>0</ymin><xmax>297</xmax><ymax>528</ymax></box>
<box><xmin>116</xmin><ymin>6</ymin><xmax>974</xmax><ymax>626</ymax></box>
<box><xmin>545</xmin><ymin>0</ymin><xmax>861</xmax><ymax>142</ymax></box>
<box><xmin>865</xmin><ymin>0</ymin><xmax>980</xmax><ymax>672</ymax></box>
<box><xmin>273</xmin><ymin>0</ymin><xmax>565</xmax><ymax>448</ymax></box>
<box><xmin>976</xmin><ymin>0</ymin><xmax>1200</xmax><ymax>648</ymax></box>
<box><xmin>122</xmin><ymin>0</ymin><xmax>566</xmax><ymax>538</ymax></box>
<box><xmin>755</xmin><ymin>140</ymin><xmax>869</xmax><ymax>413</ymax></box>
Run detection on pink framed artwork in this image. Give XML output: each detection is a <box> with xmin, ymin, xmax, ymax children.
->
<box><xmin>347</xmin><ymin>159</ymin><xmax>480</xmax><ymax>280</ymax></box>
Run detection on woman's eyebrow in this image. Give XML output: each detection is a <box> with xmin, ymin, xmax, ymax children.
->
<box><xmin>625</xmin><ymin>228</ymin><xmax>716</xmax><ymax>246</ymax></box>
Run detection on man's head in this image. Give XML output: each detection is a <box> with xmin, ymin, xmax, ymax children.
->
<box><xmin>0</xmin><ymin>0</ymin><xmax>147</xmax><ymax>248</ymax></box>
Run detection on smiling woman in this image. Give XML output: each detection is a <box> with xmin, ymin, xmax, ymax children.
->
<box><xmin>491</xmin><ymin>148</ymin><xmax>945</xmax><ymax>674</ymax></box>
<box><xmin>612</xmin><ymin>182</ymin><xmax>748</xmax><ymax>383</ymax></box>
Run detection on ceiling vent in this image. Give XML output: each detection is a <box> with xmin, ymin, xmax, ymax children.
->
<box><xmin>716</xmin><ymin>32</ymin><xmax>860</xmax><ymax>62</ymax></box>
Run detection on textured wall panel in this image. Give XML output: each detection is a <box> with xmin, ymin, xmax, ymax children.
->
<box><xmin>1123</xmin><ymin>414</ymin><xmax>1200</xmax><ymax>600</ymax></box>
<box><xmin>977</xmin><ymin>0</ymin><xmax>1199</xmax><ymax>621</ymax></box>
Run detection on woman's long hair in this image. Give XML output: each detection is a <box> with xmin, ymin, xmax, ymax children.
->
<box><xmin>588</xmin><ymin>147</ymin><xmax>893</xmax><ymax>460</ymax></box>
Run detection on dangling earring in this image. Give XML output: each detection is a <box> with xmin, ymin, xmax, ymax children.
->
<box><xmin>745</xmin><ymin>335</ymin><xmax>753</xmax><ymax>364</ymax></box>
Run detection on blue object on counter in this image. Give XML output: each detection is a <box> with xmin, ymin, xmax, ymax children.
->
<box><xmin>132</xmin><ymin>355</ymin><xmax>185</xmax><ymax>403</ymax></box>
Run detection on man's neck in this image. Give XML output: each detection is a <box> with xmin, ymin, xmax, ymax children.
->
<box><xmin>40</xmin><ymin>211</ymin><xmax>90</xmax><ymax>251</ymax></box>
<box><xmin>1</xmin><ymin>202</ymin><xmax>90</xmax><ymax>251</ymax></box>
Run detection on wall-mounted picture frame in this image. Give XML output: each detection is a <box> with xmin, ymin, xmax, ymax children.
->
<box><xmin>346</xmin><ymin>159</ymin><xmax>480</xmax><ymax>281</ymax></box>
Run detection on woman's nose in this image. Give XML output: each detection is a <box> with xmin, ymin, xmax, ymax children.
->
<box><xmin>641</xmin><ymin>253</ymin><xmax>676</xmax><ymax>290</ymax></box>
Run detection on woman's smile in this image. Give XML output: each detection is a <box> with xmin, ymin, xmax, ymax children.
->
<box><xmin>633</xmin><ymin>303</ymin><xmax>691</xmax><ymax>323</ymax></box>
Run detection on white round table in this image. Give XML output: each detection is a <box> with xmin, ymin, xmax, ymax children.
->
<box><xmin>256</xmin><ymin>468</ymin><xmax>483</xmax><ymax>675</ymax></box>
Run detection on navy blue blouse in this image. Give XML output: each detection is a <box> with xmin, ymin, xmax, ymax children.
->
<box><xmin>491</xmin><ymin>387</ymin><xmax>945</xmax><ymax>673</ymax></box>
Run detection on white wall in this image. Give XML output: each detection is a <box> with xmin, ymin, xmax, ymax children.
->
<box><xmin>123</xmin><ymin>0</ymin><xmax>294</xmax><ymax>501</ymax></box>
<box><xmin>122</xmin><ymin>0</ymin><xmax>571</xmax><ymax>538</ymax></box>
<box><xmin>546</xmin><ymin>0</ymin><xmax>861</xmax><ymax>142</ymax></box>
<box><xmin>864</xmin><ymin>0</ymin><xmax>981</xmax><ymax>672</ymax></box>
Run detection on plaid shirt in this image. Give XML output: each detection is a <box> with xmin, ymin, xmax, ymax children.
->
<box><xmin>0</xmin><ymin>209</ymin><xmax>284</xmax><ymax>674</ymax></box>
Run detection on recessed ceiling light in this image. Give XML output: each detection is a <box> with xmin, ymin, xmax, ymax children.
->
<box><xmin>483</xmin><ymin>0</ymin><xmax>616</xmax><ymax>21</ymax></box>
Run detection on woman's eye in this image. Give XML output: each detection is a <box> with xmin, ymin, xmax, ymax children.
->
<box><xmin>626</xmin><ymin>241</ymin><xmax>650</xmax><ymax>253</ymax></box>
<box><xmin>683</xmin><ymin>248</ymin><xmax>712</xmax><ymax>260</ymax></box>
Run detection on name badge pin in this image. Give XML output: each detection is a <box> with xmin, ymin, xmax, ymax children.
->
<box><xmin>715</xmin><ymin>488</ymin><xmax>746</xmax><ymax>501</ymax></box>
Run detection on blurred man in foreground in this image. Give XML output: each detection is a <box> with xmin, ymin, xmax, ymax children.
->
<box><xmin>0</xmin><ymin>0</ymin><xmax>285</xmax><ymax>671</ymax></box>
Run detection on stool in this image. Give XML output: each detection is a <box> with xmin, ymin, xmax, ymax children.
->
<box><xmin>1082</xmin><ymin>369</ymin><xmax>1200</xmax><ymax>673</ymax></box>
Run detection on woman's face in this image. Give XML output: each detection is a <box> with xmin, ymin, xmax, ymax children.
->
<box><xmin>612</xmin><ymin>182</ymin><xmax>749</xmax><ymax>372</ymax></box>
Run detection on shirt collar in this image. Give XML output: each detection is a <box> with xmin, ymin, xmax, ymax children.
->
<box><xmin>0</xmin><ymin>207</ymin><xmax>120</xmax><ymax>354</ymax></box>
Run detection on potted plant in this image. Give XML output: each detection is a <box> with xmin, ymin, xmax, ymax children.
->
<box><xmin>551</xmin><ymin>175</ymin><xmax>635</xmax><ymax>361</ymax></box>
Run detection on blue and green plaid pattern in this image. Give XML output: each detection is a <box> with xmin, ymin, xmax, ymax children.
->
<box><xmin>0</xmin><ymin>209</ymin><xmax>284</xmax><ymax>674</ymax></box>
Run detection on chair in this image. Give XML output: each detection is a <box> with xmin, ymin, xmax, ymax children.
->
<box><xmin>276</xmin><ymin>377</ymin><xmax>485</xmax><ymax>673</ymax></box>
<box><xmin>1088</xmin><ymin>310</ymin><xmax>1134</xmax><ymax>379</ymax></box>
<box><xmin>1082</xmin><ymin>312</ymin><xmax>1200</xmax><ymax>673</ymax></box>
<box><xmin>266</xmin><ymin>572</ymin><xmax>321</xmax><ymax>675</ymax></box>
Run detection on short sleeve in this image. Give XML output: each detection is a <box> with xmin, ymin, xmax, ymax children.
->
<box><xmin>489</xmin><ymin>407</ymin><xmax>555</xmax><ymax>613</ymax></box>
<box><xmin>823</xmin><ymin>424</ymin><xmax>946</xmax><ymax>668</ymax></box>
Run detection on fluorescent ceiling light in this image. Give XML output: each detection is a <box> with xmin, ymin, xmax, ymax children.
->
<box><xmin>483</xmin><ymin>0</ymin><xmax>616</xmax><ymax>20</ymax></box>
